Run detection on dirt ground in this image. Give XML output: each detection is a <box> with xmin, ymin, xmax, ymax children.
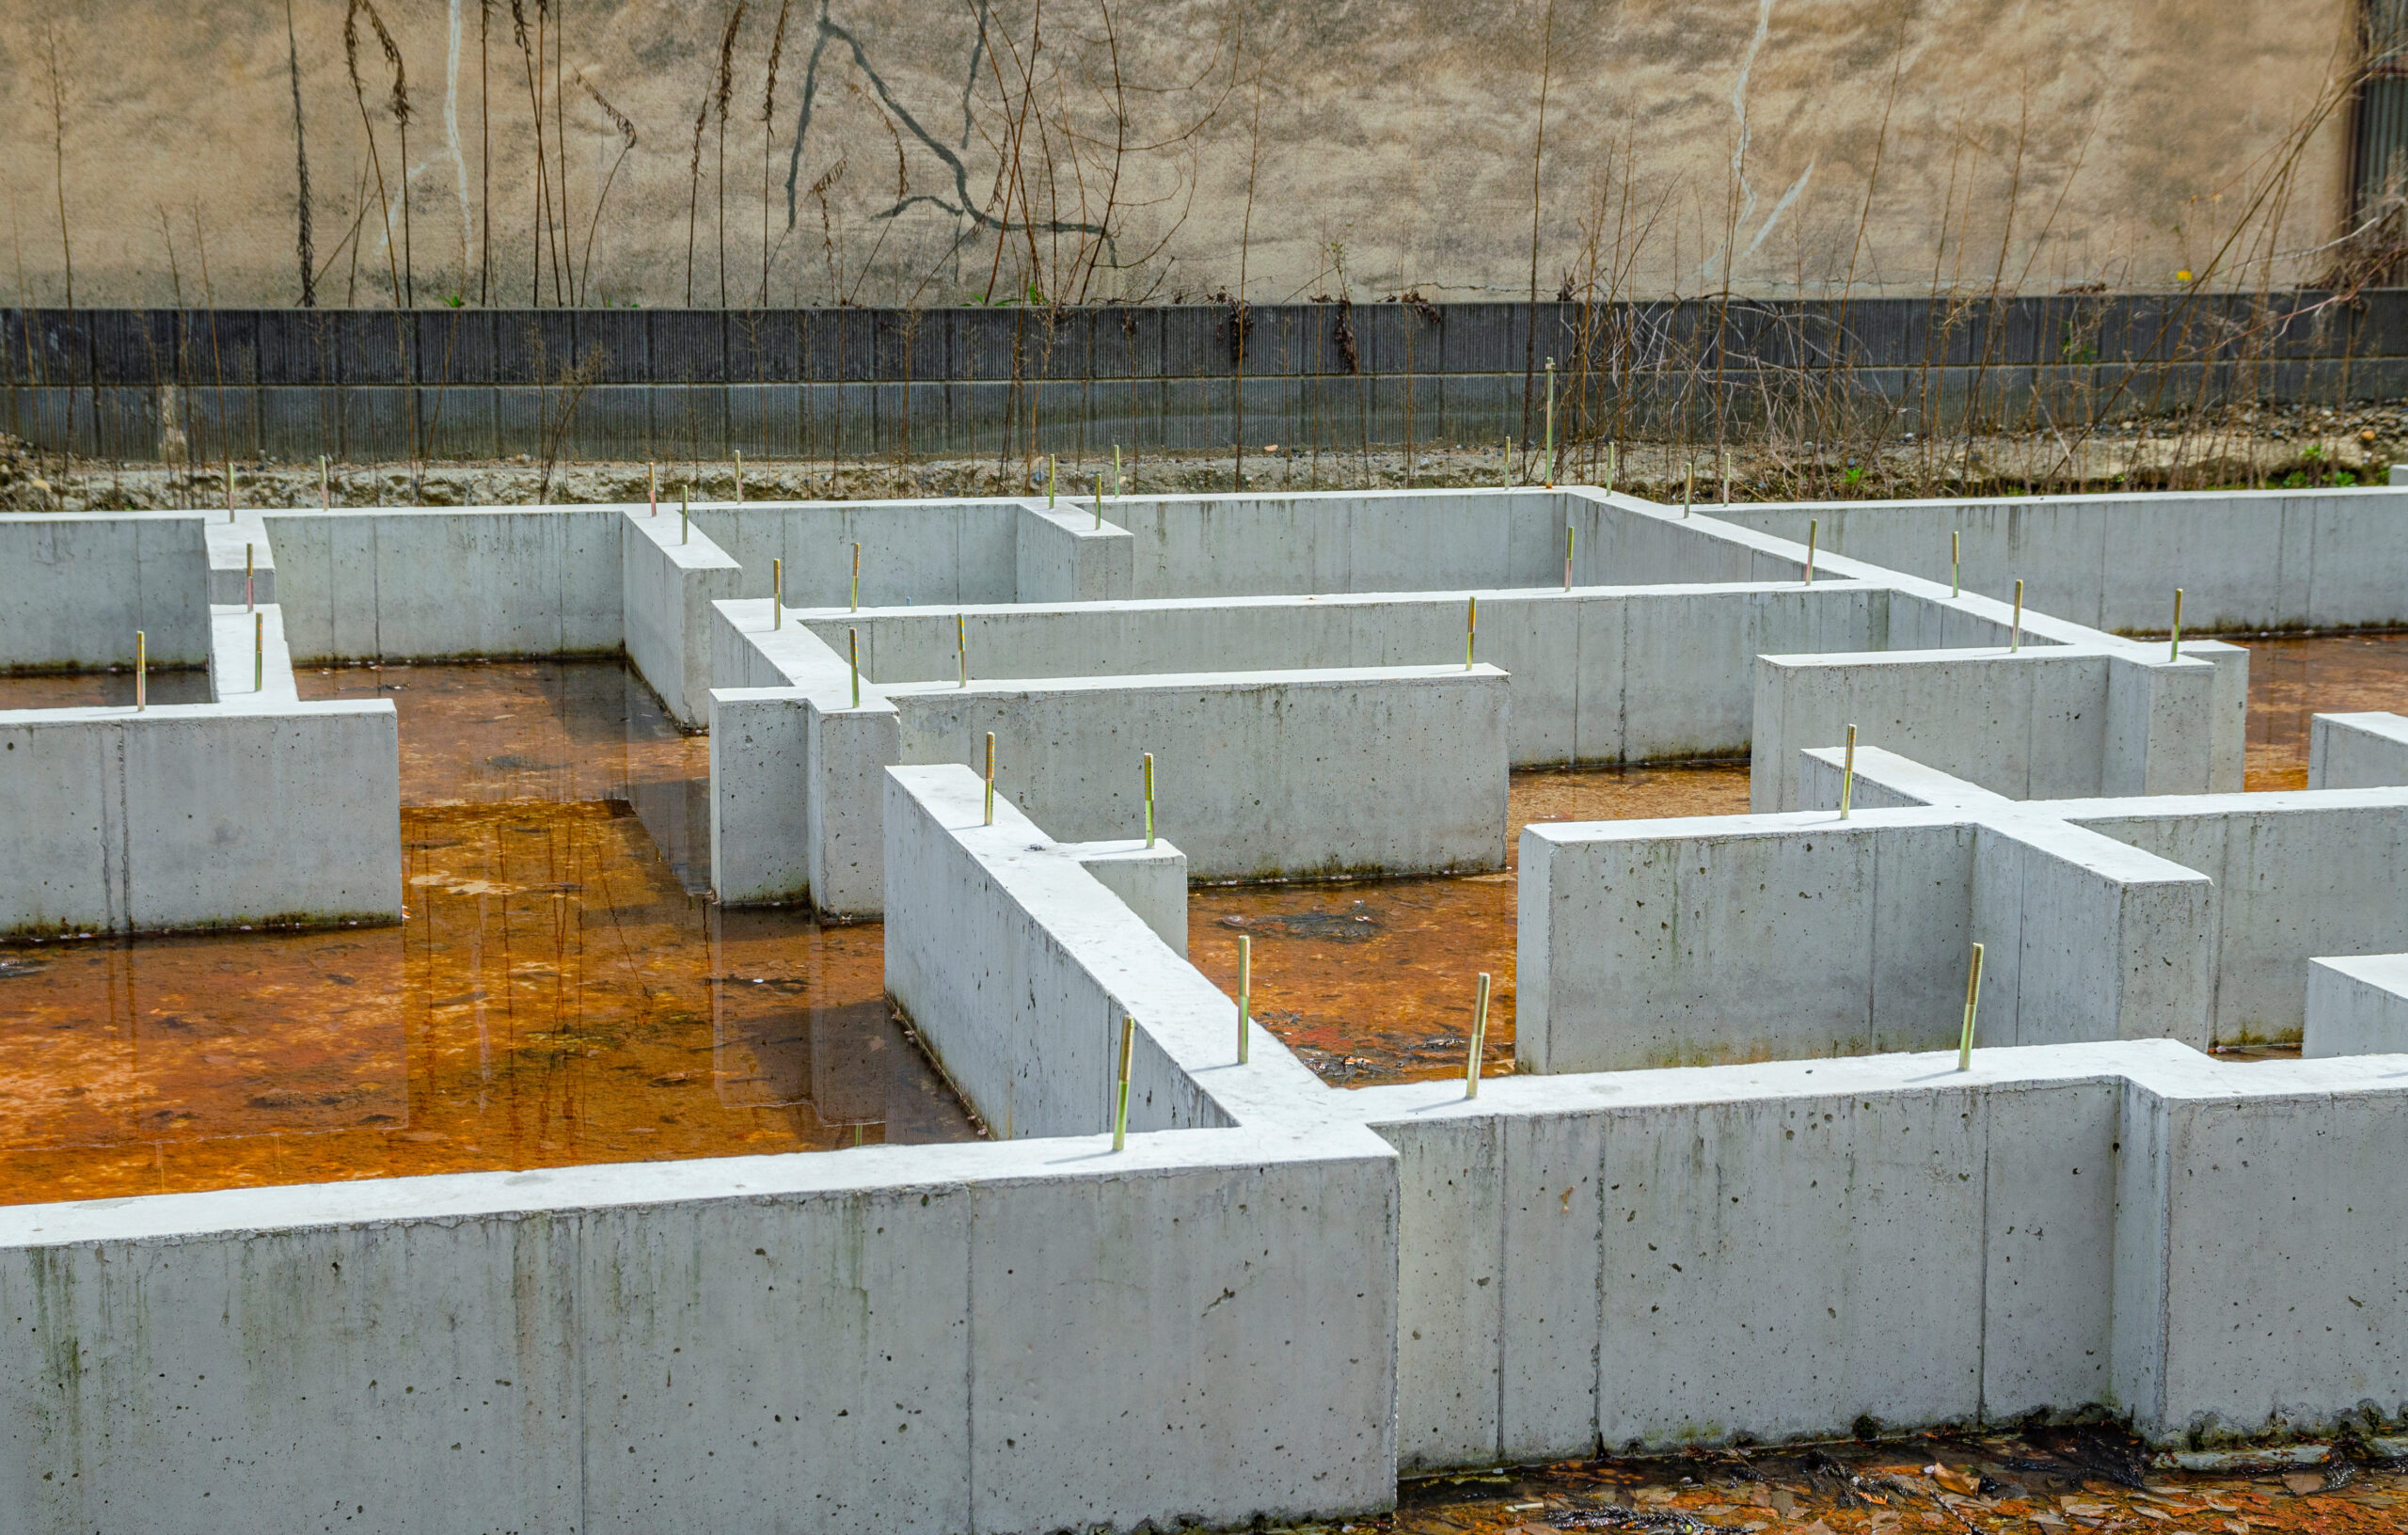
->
<box><xmin>1346</xmin><ymin>1428</ymin><xmax>2408</xmax><ymax>1535</ymax></box>
<box><xmin>3</xmin><ymin>398</ymin><xmax>2406</xmax><ymax>513</ymax></box>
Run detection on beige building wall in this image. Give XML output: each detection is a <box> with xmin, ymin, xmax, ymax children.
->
<box><xmin>0</xmin><ymin>0</ymin><xmax>2363</xmax><ymax>310</ymax></box>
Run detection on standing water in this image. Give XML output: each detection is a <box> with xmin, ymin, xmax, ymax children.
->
<box><xmin>0</xmin><ymin>660</ymin><xmax>976</xmax><ymax>1208</ymax></box>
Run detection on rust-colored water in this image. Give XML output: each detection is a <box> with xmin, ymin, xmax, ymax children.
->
<box><xmin>295</xmin><ymin>657</ymin><xmax>714</xmax><ymax>887</ymax></box>
<box><xmin>1188</xmin><ymin>765</ymin><xmax>1752</xmax><ymax>1087</ymax></box>
<box><xmin>294</xmin><ymin>658</ymin><xmax>706</xmax><ymax>805</ymax></box>
<box><xmin>0</xmin><ymin>661</ymin><xmax>975</xmax><ymax>1209</ymax></box>
<box><xmin>2243</xmin><ymin>630</ymin><xmax>2408</xmax><ymax>789</ymax></box>
<box><xmin>13</xmin><ymin>630</ymin><xmax>2399</xmax><ymax>1179</ymax></box>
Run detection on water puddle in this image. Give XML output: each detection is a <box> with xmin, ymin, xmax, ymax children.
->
<box><xmin>0</xmin><ymin>660</ymin><xmax>975</xmax><ymax>1209</ymax></box>
<box><xmin>295</xmin><ymin>657</ymin><xmax>713</xmax><ymax>888</ymax></box>
<box><xmin>9</xmin><ymin>629</ymin><xmax>2397</xmax><ymax>1188</ymax></box>
<box><xmin>2244</xmin><ymin>630</ymin><xmax>2408</xmax><ymax>789</ymax></box>
<box><xmin>1189</xmin><ymin>765</ymin><xmax>1752</xmax><ymax>1087</ymax></box>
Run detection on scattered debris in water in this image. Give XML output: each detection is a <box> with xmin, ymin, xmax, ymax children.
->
<box><xmin>1218</xmin><ymin>905</ymin><xmax>1385</xmax><ymax>942</ymax></box>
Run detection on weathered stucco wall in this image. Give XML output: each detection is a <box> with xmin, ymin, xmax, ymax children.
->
<box><xmin>0</xmin><ymin>0</ymin><xmax>2358</xmax><ymax>309</ymax></box>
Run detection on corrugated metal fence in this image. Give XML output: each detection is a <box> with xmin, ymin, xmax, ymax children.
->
<box><xmin>4</xmin><ymin>292</ymin><xmax>2402</xmax><ymax>464</ymax></box>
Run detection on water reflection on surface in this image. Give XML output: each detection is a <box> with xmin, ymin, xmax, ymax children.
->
<box><xmin>0</xmin><ymin>661</ymin><xmax>975</xmax><ymax>1209</ymax></box>
<box><xmin>295</xmin><ymin>657</ymin><xmax>713</xmax><ymax>890</ymax></box>
<box><xmin>2243</xmin><ymin>631</ymin><xmax>2408</xmax><ymax>788</ymax></box>
<box><xmin>9</xmin><ymin>628</ymin><xmax>2400</xmax><ymax>1181</ymax></box>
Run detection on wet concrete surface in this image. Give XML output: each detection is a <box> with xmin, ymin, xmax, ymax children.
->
<box><xmin>0</xmin><ymin>660</ymin><xmax>974</xmax><ymax>1208</ymax></box>
<box><xmin>1189</xmin><ymin>765</ymin><xmax>1752</xmax><ymax>1087</ymax></box>
<box><xmin>1368</xmin><ymin>1431</ymin><xmax>2408</xmax><ymax>1535</ymax></box>
<box><xmin>2244</xmin><ymin>631</ymin><xmax>2408</xmax><ymax>789</ymax></box>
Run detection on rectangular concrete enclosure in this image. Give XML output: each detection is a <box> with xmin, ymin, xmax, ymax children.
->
<box><xmin>709</xmin><ymin>593</ymin><xmax>1511</xmax><ymax>914</ymax></box>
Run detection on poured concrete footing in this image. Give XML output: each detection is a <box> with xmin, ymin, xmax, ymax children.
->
<box><xmin>6</xmin><ymin>483</ymin><xmax>2408</xmax><ymax>1531</ymax></box>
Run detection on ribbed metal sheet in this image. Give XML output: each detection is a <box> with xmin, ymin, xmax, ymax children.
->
<box><xmin>2357</xmin><ymin>0</ymin><xmax>2408</xmax><ymax>215</ymax></box>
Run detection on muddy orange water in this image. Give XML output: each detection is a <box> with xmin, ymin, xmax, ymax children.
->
<box><xmin>0</xmin><ymin>661</ymin><xmax>975</xmax><ymax>1208</ymax></box>
<box><xmin>2244</xmin><ymin>630</ymin><xmax>2408</xmax><ymax>788</ymax></box>
<box><xmin>7</xmin><ymin>631</ymin><xmax>2402</xmax><ymax>1188</ymax></box>
<box><xmin>1189</xmin><ymin>765</ymin><xmax>1753</xmax><ymax>1087</ymax></box>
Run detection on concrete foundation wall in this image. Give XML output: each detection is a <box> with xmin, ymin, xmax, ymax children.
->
<box><xmin>707</xmin><ymin>608</ymin><xmax>903</xmax><ymax>916</ymax></box>
<box><xmin>2303</xmin><ymin>954</ymin><xmax>2408</xmax><ymax>1056</ymax></box>
<box><xmin>204</xmin><ymin>513</ymin><xmax>277</xmax><ymax>608</ymax></box>
<box><xmin>2115</xmin><ymin>1056</ymin><xmax>2408</xmax><ymax>1445</ymax></box>
<box><xmin>1354</xmin><ymin>1051</ymin><xmax>2125</xmax><ymax>1465</ymax></box>
<box><xmin>1121</xmin><ymin>490</ymin><xmax>1577</xmax><ymax>597</ymax></box>
<box><xmin>1014</xmin><ymin>503</ymin><xmax>1135</xmax><ymax>602</ymax></box>
<box><xmin>691</xmin><ymin>498</ymin><xmax>1024</xmax><ymax>609</ymax></box>
<box><xmin>884</xmin><ymin>768</ymin><xmax>1234</xmax><ymax>1139</ymax></box>
<box><xmin>1791</xmin><ymin>749</ymin><xmax>2408</xmax><ymax>1047</ymax></box>
<box><xmin>881</xmin><ymin>765</ymin><xmax>1334</xmax><ymax>1139</ymax></box>
<box><xmin>1115</xmin><ymin>488</ymin><xmax>1831</xmax><ymax>600</ymax></box>
<box><xmin>621</xmin><ymin>509</ymin><xmax>743</xmax><ymax>728</ymax></box>
<box><xmin>0</xmin><ymin>512</ymin><xmax>212</xmax><ymax>667</ymax></box>
<box><xmin>1965</xmin><ymin>818</ymin><xmax>2216</xmax><ymax>1052</ymax></box>
<box><xmin>1345</xmin><ymin>1041</ymin><xmax>2408</xmax><ymax>1462</ymax></box>
<box><xmin>208</xmin><ymin>602</ymin><xmax>298</xmax><ymax>703</ymax></box>
<box><xmin>264</xmin><ymin>506</ymin><xmax>624</xmax><ymax>661</ymax></box>
<box><xmin>814</xmin><ymin>582</ymin><xmax>1894</xmax><ymax>767</ymax></box>
<box><xmin>887</xmin><ymin>666</ymin><xmax>1510</xmax><ymax>880</ymax></box>
<box><xmin>708</xmin><ymin>687</ymin><xmax>814</xmax><ymax>906</ymax></box>
<box><xmin>1073</xmin><ymin>841</ymin><xmax>1190</xmax><ymax>957</ymax></box>
<box><xmin>2309</xmin><ymin>710</ymin><xmax>2408</xmax><ymax>787</ymax></box>
<box><xmin>1517</xmin><ymin>813</ymin><xmax>1974</xmax><ymax>1069</ymax></box>
<box><xmin>2069</xmin><ymin>792</ymin><xmax>2408</xmax><ymax>1043</ymax></box>
<box><xmin>1750</xmin><ymin>646</ymin><xmax>2236</xmax><ymax>810</ymax></box>
<box><xmin>1516</xmin><ymin>806</ymin><xmax>2212</xmax><ymax>1072</ymax></box>
<box><xmin>1714</xmin><ymin>488</ymin><xmax>2408</xmax><ymax>634</ymax></box>
<box><xmin>0</xmin><ymin>699</ymin><xmax>401</xmax><ymax>934</ymax></box>
<box><xmin>0</xmin><ymin>1127</ymin><xmax>1400</xmax><ymax>1535</ymax></box>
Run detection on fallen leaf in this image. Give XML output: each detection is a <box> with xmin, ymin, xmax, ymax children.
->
<box><xmin>2280</xmin><ymin>1472</ymin><xmax>2325</xmax><ymax>1496</ymax></box>
<box><xmin>1929</xmin><ymin>1465</ymin><xmax>1981</xmax><ymax>1496</ymax></box>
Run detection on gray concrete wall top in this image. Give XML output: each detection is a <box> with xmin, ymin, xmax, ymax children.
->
<box><xmin>2310</xmin><ymin>710</ymin><xmax>2408</xmax><ymax>788</ymax></box>
<box><xmin>1714</xmin><ymin>487</ymin><xmax>2408</xmax><ymax>634</ymax></box>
